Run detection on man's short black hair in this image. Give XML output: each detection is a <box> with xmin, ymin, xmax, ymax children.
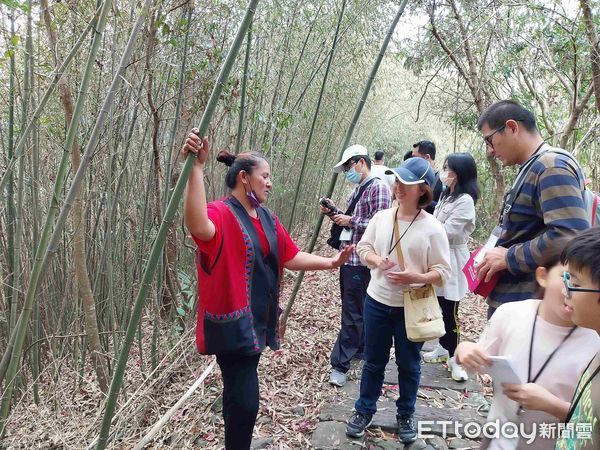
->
<box><xmin>413</xmin><ymin>140</ymin><xmax>436</xmax><ymax>160</ymax></box>
<box><xmin>477</xmin><ymin>100</ymin><xmax>538</xmax><ymax>132</ymax></box>
<box><xmin>561</xmin><ymin>228</ymin><xmax>600</xmax><ymax>286</ymax></box>
<box><xmin>350</xmin><ymin>155</ymin><xmax>372</xmax><ymax>170</ymax></box>
<box><xmin>374</xmin><ymin>150</ymin><xmax>384</xmax><ymax>161</ymax></box>
<box><xmin>403</xmin><ymin>150</ymin><xmax>414</xmax><ymax>161</ymax></box>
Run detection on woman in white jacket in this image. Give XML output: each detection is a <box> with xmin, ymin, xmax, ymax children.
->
<box><xmin>422</xmin><ymin>152</ymin><xmax>478</xmax><ymax>382</ymax></box>
<box><xmin>345</xmin><ymin>157</ymin><xmax>451</xmax><ymax>444</ymax></box>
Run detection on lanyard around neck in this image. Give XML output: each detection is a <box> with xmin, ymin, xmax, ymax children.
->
<box><xmin>388</xmin><ymin>208</ymin><xmax>421</xmax><ymax>256</ymax></box>
<box><xmin>527</xmin><ymin>302</ymin><xmax>576</xmax><ymax>384</ymax></box>
<box><xmin>498</xmin><ymin>141</ymin><xmax>546</xmax><ymax>227</ymax></box>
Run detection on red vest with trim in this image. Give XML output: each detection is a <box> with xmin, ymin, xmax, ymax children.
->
<box><xmin>195</xmin><ymin>197</ymin><xmax>280</xmax><ymax>355</ymax></box>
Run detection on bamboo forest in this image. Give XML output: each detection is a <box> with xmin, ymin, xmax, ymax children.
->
<box><xmin>0</xmin><ymin>0</ymin><xmax>599</xmax><ymax>448</ymax></box>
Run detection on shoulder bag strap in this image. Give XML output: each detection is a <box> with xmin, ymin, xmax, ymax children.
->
<box><xmin>345</xmin><ymin>178</ymin><xmax>376</xmax><ymax>215</ymax></box>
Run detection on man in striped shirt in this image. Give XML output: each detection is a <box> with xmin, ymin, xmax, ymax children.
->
<box><xmin>321</xmin><ymin>145</ymin><xmax>392</xmax><ymax>387</ymax></box>
<box><xmin>475</xmin><ymin>100</ymin><xmax>589</xmax><ymax>316</ymax></box>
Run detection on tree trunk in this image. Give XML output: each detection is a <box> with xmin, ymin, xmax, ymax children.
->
<box><xmin>429</xmin><ymin>1</ymin><xmax>504</xmax><ymax>211</ymax></box>
<box><xmin>580</xmin><ymin>0</ymin><xmax>600</xmax><ymax>114</ymax></box>
<box><xmin>559</xmin><ymin>84</ymin><xmax>595</xmax><ymax>149</ymax></box>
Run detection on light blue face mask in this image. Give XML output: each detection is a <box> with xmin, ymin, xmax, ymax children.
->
<box><xmin>345</xmin><ymin>167</ymin><xmax>362</xmax><ymax>184</ymax></box>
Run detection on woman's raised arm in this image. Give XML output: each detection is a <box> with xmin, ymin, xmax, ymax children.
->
<box><xmin>183</xmin><ymin>129</ymin><xmax>216</xmax><ymax>241</ymax></box>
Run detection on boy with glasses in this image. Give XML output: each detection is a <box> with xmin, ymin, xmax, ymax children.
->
<box><xmin>556</xmin><ymin>227</ymin><xmax>600</xmax><ymax>449</ymax></box>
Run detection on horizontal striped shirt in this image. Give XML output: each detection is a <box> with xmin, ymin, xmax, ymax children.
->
<box><xmin>490</xmin><ymin>145</ymin><xmax>589</xmax><ymax>306</ymax></box>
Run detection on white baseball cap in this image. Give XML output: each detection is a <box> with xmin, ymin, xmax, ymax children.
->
<box><xmin>333</xmin><ymin>144</ymin><xmax>369</xmax><ymax>173</ymax></box>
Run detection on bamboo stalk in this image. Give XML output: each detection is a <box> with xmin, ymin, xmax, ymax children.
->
<box><xmin>0</xmin><ymin>7</ymin><xmax>99</xmax><ymax>197</ymax></box>
<box><xmin>94</xmin><ymin>1</ymin><xmax>260</xmax><ymax>447</ymax></box>
<box><xmin>287</xmin><ymin>0</ymin><xmax>346</xmax><ymax>229</ymax></box>
<box><xmin>280</xmin><ymin>0</ymin><xmax>409</xmax><ymax>330</ymax></box>
<box><xmin>164</xmin><ymin>4</ymin><xmax>193</xmax><ymax>205</ymax></box>
<box><xmin>0</xmin><ymin>0</ymin><xmax>141</xmax><ymax>437</ymax></box>
<box><xmin>235</xmin><ymin>19</ymin><xmax>253</xmax><ymax>154</ymax></box>
<box><xmin>5</xmin><ymin>11</ymin><xmax>16</xmax><ymax>337</ymax></box>
<box><xmin>30</xmin><ymin>12</ymin><xmax>41</xmax><ymax>404</ymax></box>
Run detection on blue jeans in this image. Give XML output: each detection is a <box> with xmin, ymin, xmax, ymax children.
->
<box><xmin>355</xmin><ymin>294</ymin><xmax>423</xmax><ymax>416</ymax></box>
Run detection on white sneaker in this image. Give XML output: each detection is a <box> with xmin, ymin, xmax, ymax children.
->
<box><xmin>329</xmin><ymin>369</ymin><xmax>347</xmax><ymax>387</ymax></box>
<box><xmin>448</xmin><ymin>357</ymin><xmax>469</xmax><ymax>381</ymax></box>
<box><xmin>422</xmin><ymin>345</ymin><xmax>449</xmax><ymax>363</ymax></box>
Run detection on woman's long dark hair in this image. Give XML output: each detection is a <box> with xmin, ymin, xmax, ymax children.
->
<box><xmin>440</xmin><ymin>152</ymin><xmax>479</xmax><ymax>204</ymax></box>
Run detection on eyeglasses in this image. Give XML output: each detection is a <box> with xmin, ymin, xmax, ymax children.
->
<box><xmin>343</xmin><ymin>160</ymin><xmax>357</xmax><ymax>172</ymax></box>
<box><xmin>483</xmin><ymin>124</ymin><xmax>506</xmax><ymax>148</ymax></box>
<box><xmin>563</xmin><ymin>271</ymin><xmax>600</xmax><ymax>300</ymax></box>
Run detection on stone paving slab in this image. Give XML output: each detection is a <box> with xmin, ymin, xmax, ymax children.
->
<box><xmin>311</xmin><ymin>421</ymin><xmax>365</xmax><ymax>449</ymax></box>
<box><xmin>313</xmin><ymin>353</ymin><xmax>484</xmax><ymax>448</ymax></box>
<box><xmin>319</xmin><ymin>398</ymin><xmax>484</xmax><ymax>437</ymax></box>
<box><xmin>385</xmin><ymin>361</ymin><xmax>480</xmax><ymax>392</ymax></box>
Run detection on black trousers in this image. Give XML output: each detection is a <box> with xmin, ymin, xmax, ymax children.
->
<box><xmin>216</xmin><ymin>352</ymin><xmax>261</xmax><ymax>450</ymax></box>
<box><xmin>438</xmin><ymin>296</ymin><xmax>460</xmax><ymax>357</ymax></box>
<box><xmin>330</xmin><ymin>265</ymin><xmax>371</xmax><ymax>373</ymax></box>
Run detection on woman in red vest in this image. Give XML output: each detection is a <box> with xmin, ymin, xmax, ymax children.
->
<box><xmin>183</xmin><ymin>129</ymin><xmax>352</xmax><ymax>450</ymax></box>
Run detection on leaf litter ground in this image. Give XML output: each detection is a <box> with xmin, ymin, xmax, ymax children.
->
<box><xmin>4</xmin><ymin>250</ymin><xmax>489</xmax><ymax>449</ymax></box>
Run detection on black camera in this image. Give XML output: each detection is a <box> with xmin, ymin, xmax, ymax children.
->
<box><xmin>320</xmin><ymin>198</ymin><xmax>340</xmax><ymax>217</ymax></box>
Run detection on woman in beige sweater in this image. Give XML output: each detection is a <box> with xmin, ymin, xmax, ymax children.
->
<box><xmin>345</xmin><ymin>157</ymin><xmax>451</xmax><ymax>444</ymax></box>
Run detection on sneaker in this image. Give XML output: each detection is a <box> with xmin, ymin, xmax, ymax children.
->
<box><xmin>329</xmin><ymin>369</ymin><xmax>347</xmax><ymax>387</ymax></box>
<box><xmin>346</xmin><ymin>411</ymin><xmax>373</xmax><ymax>438</ymax></box>
<box><xmin>422</xmin><ymin>344</ymin><xmax>449</xmax><ymax>363</ymax></box>
<box><xmin>448</xmin><ymin>357</ymin><xmax>469</xmax><ymax>382</ymax></box>
<box><xmin>397</xmin><ymin>414</ymin><xmax>417</xmax><ymax>444</ymax></box>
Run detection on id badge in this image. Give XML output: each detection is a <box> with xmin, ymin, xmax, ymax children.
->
<box><xmin>474</xmin><ymin>226</ymin><xmax>502</xmax><ymax>265</ymax></box>
<box><xmin>339</xmin><ymin>228</ymin><xmax>353</xmax><ymax>242</ymax></box>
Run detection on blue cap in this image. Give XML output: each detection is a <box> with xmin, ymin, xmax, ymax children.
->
<box><xmin>385</xmin><ymin>157</ymin><xmax>435</xmax><ymax>187</ymax></box>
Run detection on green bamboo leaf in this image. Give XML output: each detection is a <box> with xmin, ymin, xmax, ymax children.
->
<box><xmin>1</xmin><ymin>0</ymin><xmax>30</xmax><ymax>12</ymax></box>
